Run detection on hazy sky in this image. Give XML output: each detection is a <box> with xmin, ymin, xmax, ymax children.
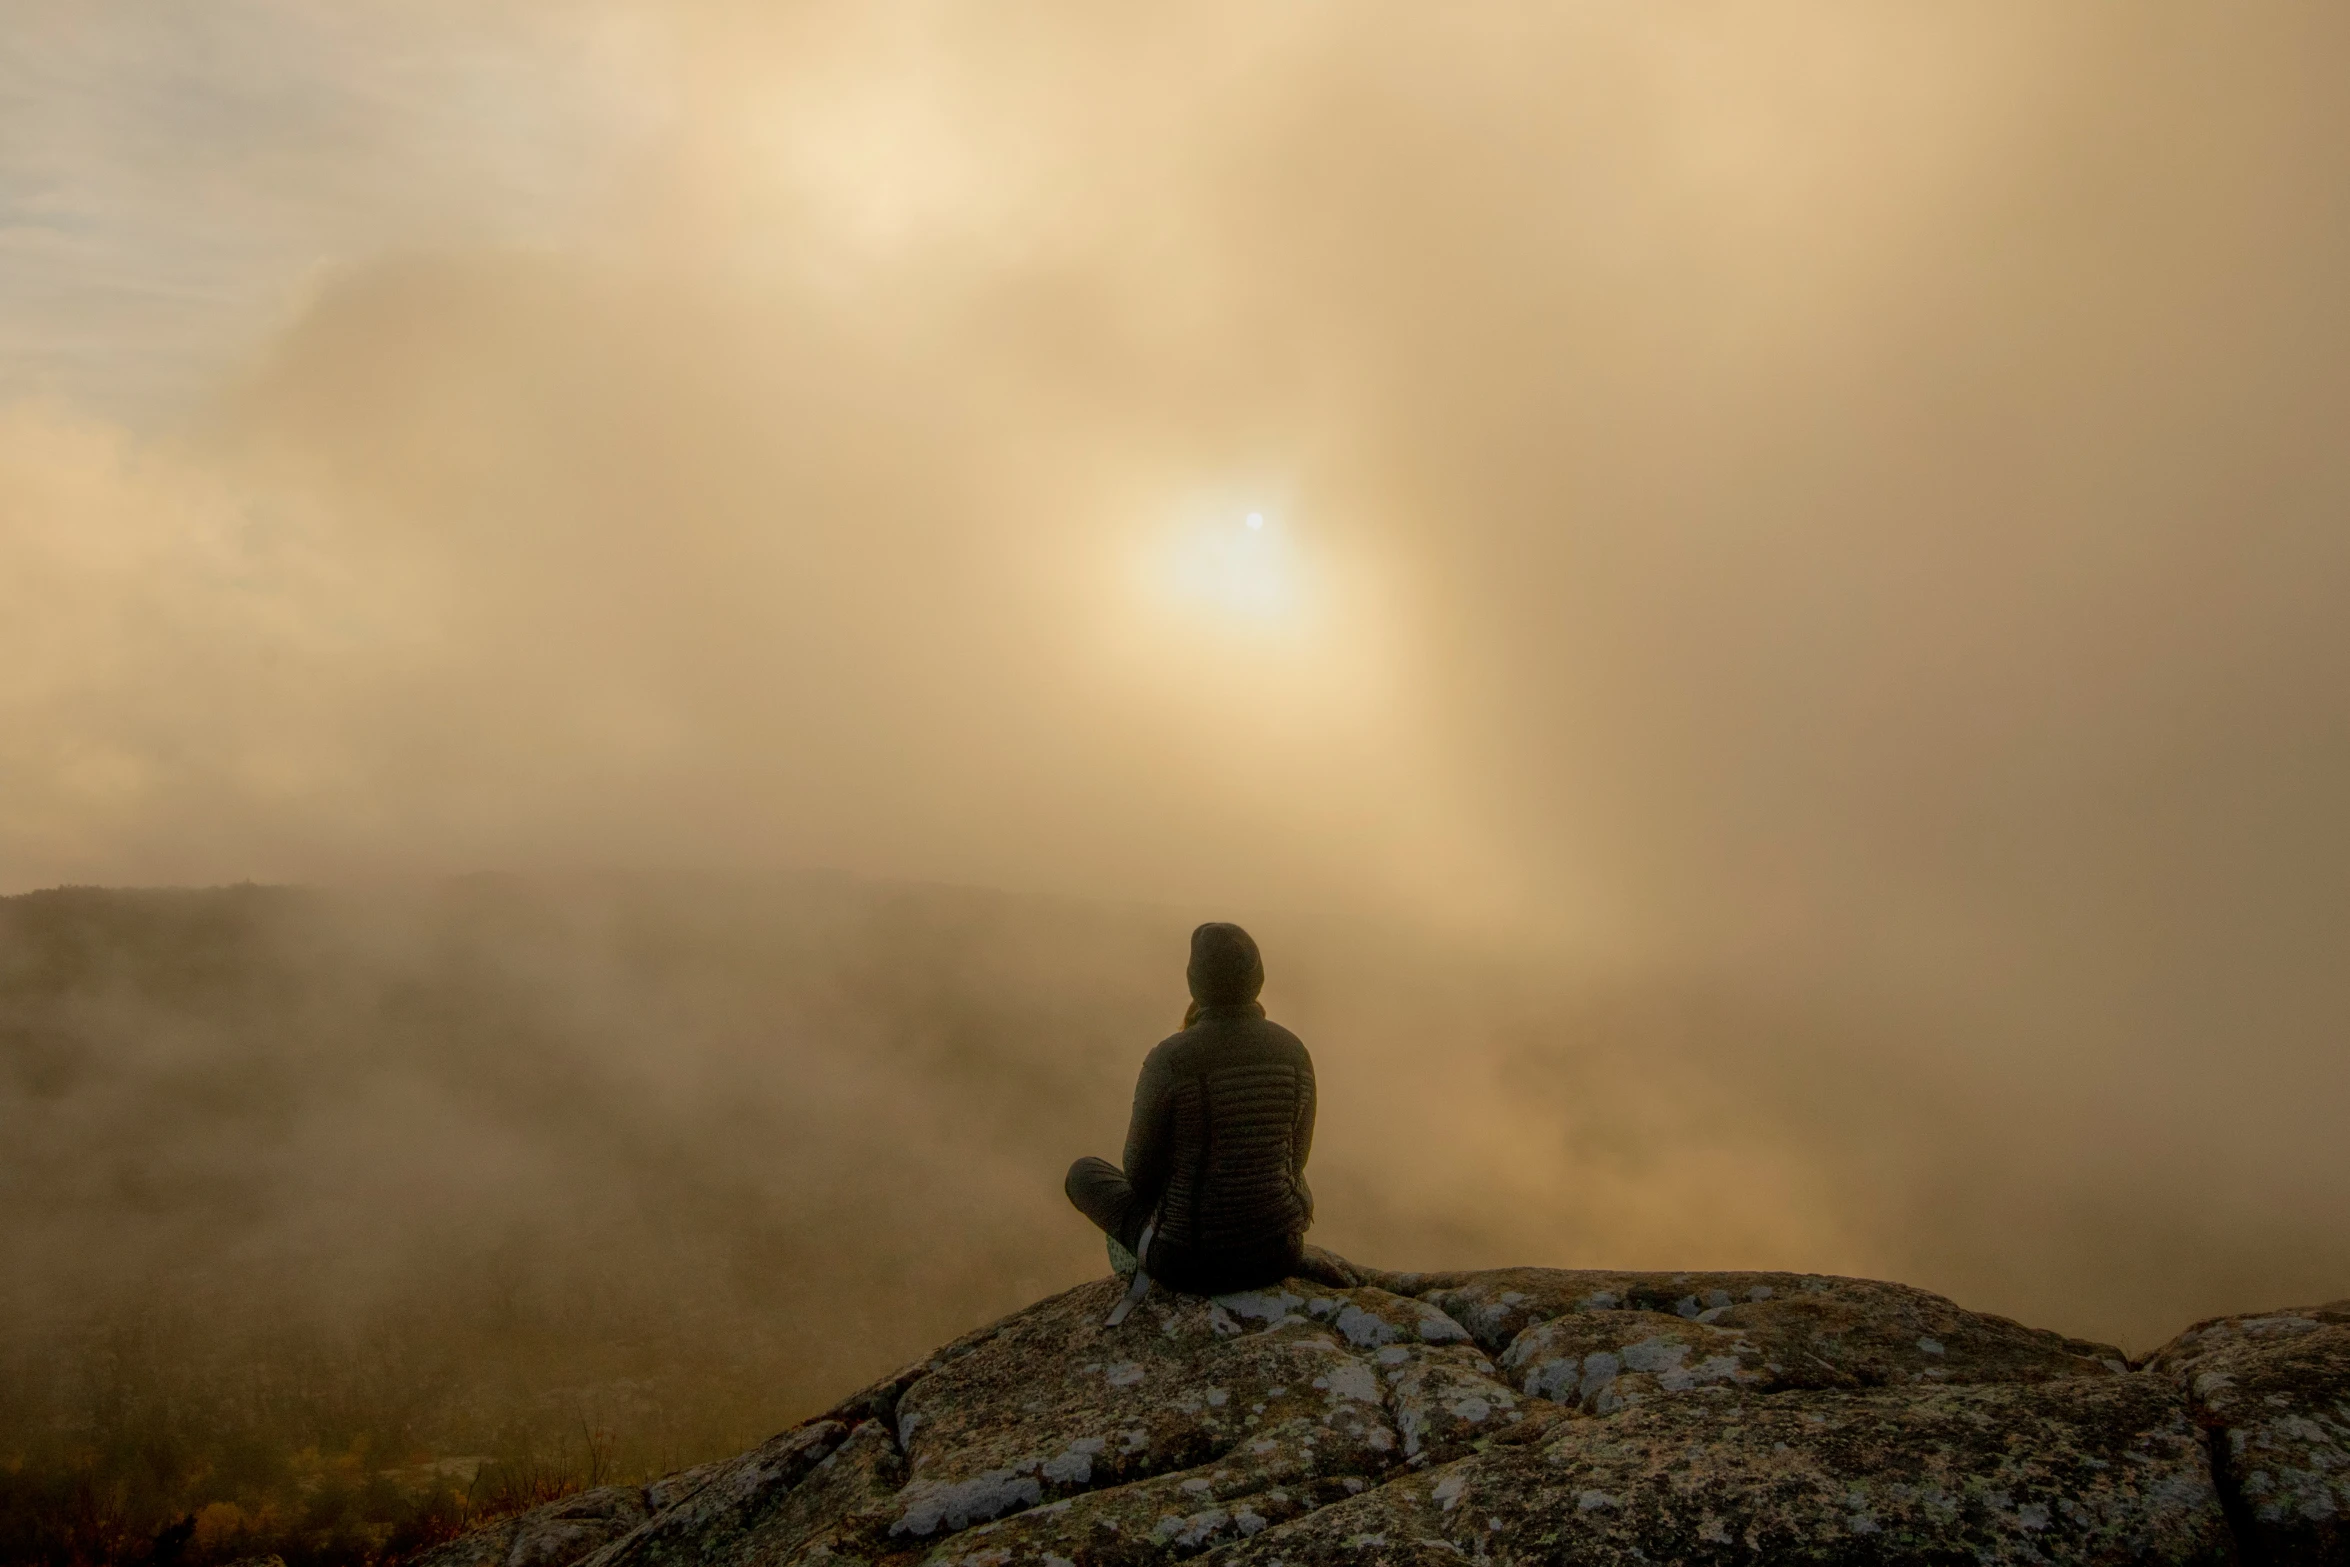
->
<box><xmin>5</xmin><ymin>4</ymin><xmax>2349</xmax><ymax>1174</ymax></box>
<box><xmin>1</xmin><ymin>2</ymin><xmax>661</xmax><ymax>415</ymax></box>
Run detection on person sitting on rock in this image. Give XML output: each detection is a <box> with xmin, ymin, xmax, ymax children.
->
<box><xmin>1066</xmin><ymin>921</ymin><xmax>1317</xmax><ymax>1308</ymax></box>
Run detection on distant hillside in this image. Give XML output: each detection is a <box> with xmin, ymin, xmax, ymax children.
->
<box><xmin>0</xmin><ymin>873</ymin><xmax>1191</xmax><ymax>1566</ymax></box>
<box><xmin>5</xmin><ymin>874</ymin><xmax>2346</xmax><ymax>1566</ymax></box>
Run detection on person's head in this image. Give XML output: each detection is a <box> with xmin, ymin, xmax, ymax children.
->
<box><xmin>1186</xmin><ymin>922</ymin><xmax>1264</xmax><ymax>1009</ymax></box>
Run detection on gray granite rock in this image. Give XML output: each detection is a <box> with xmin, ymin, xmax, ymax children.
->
<box><xmin>407</xmin><ymin>1267</ymin><xmax>2345</xmax><ymax>1567</ymax></box>
<box><xmin>2145</xmin><ymin>1297</ymin><xmax>2350</xmax><ymax>1564</ymax></box>
<box><xmin>1431</xmin><ymin>1268</ymin><xmax>2126</xmax><ymax>1386</ymax></box>
<box><xmin>1204</xmin><ymin>1376</ymin><xmax>2231</xmax><ymax>1567</ymax></box>
<box><xmin>411</xmin><ymin>1486</ymin><xmax>650</xmax><ymax>1567</ymax></box>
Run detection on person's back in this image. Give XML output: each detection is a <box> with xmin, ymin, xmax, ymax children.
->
<box><xmin>1066</xmin><ymin>922</ymin><xmax>1316</xmax><ymax>1297</ymax></box>
<box><xmin>1139</xmin><ymin>995</ymin><xmax>1316</xmax><ymax>1270</ymax></box>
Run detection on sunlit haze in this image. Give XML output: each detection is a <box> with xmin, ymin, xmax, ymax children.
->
<box><xmin>5</xmin><ymin>0</ymin><xmax>2350</xmax><ymax>1498</ymax></box>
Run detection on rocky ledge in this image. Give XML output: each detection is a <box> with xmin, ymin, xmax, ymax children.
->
<box><xmin>419</xmin><ymin>1258</ymin><xmax>2349</xmax><ymax>1567</ymax></box>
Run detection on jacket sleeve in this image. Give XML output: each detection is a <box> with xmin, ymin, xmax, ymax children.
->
<box><xmin>1122</xmin><ymin>1042</ymin><xmax>1178</xmax><ymax>1212</ymax></box>
<box><xmin>1292</xmin><ymin>1049</ymin><xmax>1317</xmax><ymax>1219</ymax></box>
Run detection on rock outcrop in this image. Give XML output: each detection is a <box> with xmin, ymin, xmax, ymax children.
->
<box><xmin>417</xmin><ymin>1259</ymin><xmax>2349</xmax><ymax>1567</ymax></box>
<box><xmin>2144</xmin><ymin>1298</ymin><xmax>2350</xmax><ymax>1563</ymax></box>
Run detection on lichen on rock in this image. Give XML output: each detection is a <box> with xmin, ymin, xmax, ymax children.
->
<box><xmin>411</xmin><ymin>1267</ymin><xmax>2350</xmax><ymax>1567</ymax></box>
<box><xmin>2145</xmin><ymin>1296</ymin><xmax>2350</xmax><ymax>1564</ymax></box>
<box><xmin>1209</xmin><ymin>1376</ymin><xmax>2232</xmax><ymax>1567</ymax></box>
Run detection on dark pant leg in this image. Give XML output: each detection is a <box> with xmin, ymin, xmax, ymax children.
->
<box><xmin>1065</xmin><ymin>1156</ymin><xmax>1151</xmax><ymax>1253</ymax></box>
<box><xmin>1148</xmin><ymin>1232</ymin><xmax>1306</xmax><ymax>1297</ymax></box>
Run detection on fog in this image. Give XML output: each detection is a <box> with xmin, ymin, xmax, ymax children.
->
<box><xmin>3</xmin><ymin>3</ymin><xmax>2349</xmax><ymax>1552</ymax></box>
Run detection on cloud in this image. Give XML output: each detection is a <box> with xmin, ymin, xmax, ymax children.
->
<box><xmin>0</xmin><ymin>1</ymin><xmax>665</xmax><ymax>416</ymax></box>
<box><xmin>3</xmin><ymin>0</ymin><xmax>2349</xmax><ymax>1356</ymax></box>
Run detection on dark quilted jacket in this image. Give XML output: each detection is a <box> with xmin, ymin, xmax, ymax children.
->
<box><xmin>1121</xmin><ymin>1004</ymin><xmax>1317</xmax><ymax>1255</ymax></box>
